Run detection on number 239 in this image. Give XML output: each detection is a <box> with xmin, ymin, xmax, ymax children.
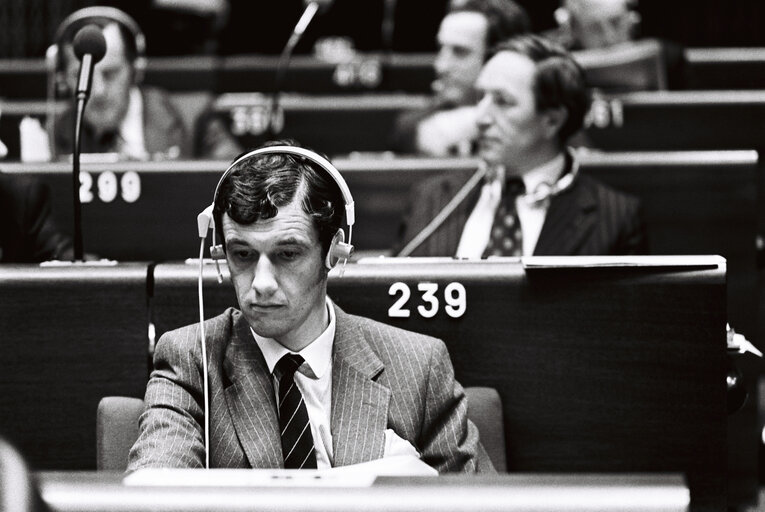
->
<box><xmin>388</xmin><ymin>282</ymin><xmax>466</xmax><ymax>319</ymax></box>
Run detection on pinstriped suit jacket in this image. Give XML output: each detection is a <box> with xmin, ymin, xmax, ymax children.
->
<box><xmin>395</xmin><ymin>156</ymin><xmax>648</xmax><ymax>257</ymax></box>
<box><xmin>127</xmin><ymin>306</ymin><xmax>492</xmax><ymax>473</ymax></box>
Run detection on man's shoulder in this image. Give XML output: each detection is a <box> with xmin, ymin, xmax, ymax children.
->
<box><xmin>158</xmin><ymin>307</ymin><xmax>241</xmax><ymax>350</ymax></box>
<box><xmin>340</xmin><ymin>309</ymin><xmax>444</xmax><ymax>352</ymax></box>
<box><xmin>575</xmin><ymin>172</ymin><xmax>641</xmax><ymax>208</ymax></box>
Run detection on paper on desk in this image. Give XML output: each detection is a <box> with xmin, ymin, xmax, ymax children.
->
<box><xmin>521</xmin><ymin>255</ymin><xmax>726</xmax><ymax>269</ymax></box>
<box><xmin>123</xmin><ymin>455</ymin><xmax>436</xmax><ymax>487</ymax></box>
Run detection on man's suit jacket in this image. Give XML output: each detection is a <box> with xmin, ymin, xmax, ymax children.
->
<box><xmin>55</xmin><ymin>86</ymin><xmax>189</xmax><ymax>159</ymax></box>
<box><xmin>0</xmin><ymin>173</ymin><xmax>72</xmax><ymax>262</ymax></box>
<box><xmin>128</xmin><ymin>306</ymin><xmax>492</xmax><ymax>473</ymax></box>
<box><xmin>396</xmin><ymin>158</ymin><xmax>648</xmax><ymax>257</ymax></box>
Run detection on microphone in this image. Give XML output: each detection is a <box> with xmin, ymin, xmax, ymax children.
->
<box><xmin>267</xmin><ymin>0</ymin><xmax>334</xmax><ymax>138</ymax></box>
<box><xmin>72</xmin><ymin>25</ymin><xmax>107</xmax><ymax>99</ymax></box>
<box><xmin>71</xmin><ymin>25</ymin><xmax>106</xmax><ymax>261</ymax></box>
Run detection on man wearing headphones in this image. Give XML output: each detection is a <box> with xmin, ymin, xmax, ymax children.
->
<box><xmin>396</xmin><ymin>34</ymin><xmax>647</xmax><ymax>257</ymax></box>
<box><xmin>128</xmin><ymin>140</ymin><xmax>492</xmax><ymax>473</ymax></box>
<box><xmin>388</xmin><ymin>0</ymin><xmax>530</xmax><ymax>156</ymax></box>
<box><xmin>52</xmin><ymin>8</ymin><xmax>241</xmax><ymax>161</ymax></box>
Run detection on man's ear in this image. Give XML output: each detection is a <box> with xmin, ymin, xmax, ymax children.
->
<box><xmin>543</xmin><ymin>106</ymin><xmax>568</xmax><ymax>140</ymax></box>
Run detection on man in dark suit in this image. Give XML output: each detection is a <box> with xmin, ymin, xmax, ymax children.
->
<box><xmin>128</xmin><ymin>140</ymin><xmax>491</xmax><ymax>472</ymax></box>
<box><xmin>396</xmin><ymin>34</ymin><xmax>647</xmax><ymax>257</ymax></box>
<box><xmin>52</xmin><ymin>7</ymin><xmax>240</xmax><ymax>161</ymax></box>
<box><xmin>0</xmin><ymin>173</ymin><xmax>72</xmax><ymax>263</ymax></box>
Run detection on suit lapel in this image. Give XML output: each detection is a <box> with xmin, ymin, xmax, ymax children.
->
<box><xmin>424</xmin><ymin>172</ymin><xmax>482</xmax><ymax>256</ymax></box>
<box><xmin>534</xmin><ymin>174</ymin><xmax>598</xmax><ymax>256</ymax></box>
<box><xmin>223</xmin><ymin>315</ymin><xmax>283</xmax><ymax>468</ymax></box>
<box><xmin>330</xmin><ymin>307</ymin><xmax>390</xmax><ymax>466</ymax></box>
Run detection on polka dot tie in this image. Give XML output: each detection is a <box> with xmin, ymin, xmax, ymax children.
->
<box><xmin>482</xmin><ymin>178</ymin><xmax>525</xmax><ymax>258</ymax></box>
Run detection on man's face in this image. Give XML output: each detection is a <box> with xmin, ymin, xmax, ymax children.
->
<box><xmin>433</xmin><ymin>11</ymin><xmax>488</xmax><ymax>106</ymax></box>
<box><xmin>222</xmin><ymin>196</ymin><xmax>328</xmax><ymax>351</ymax></box>
<box><xmin>65</xmin><ymin>23</ymin><xmax>133</xmax><ymax>135</ymax></box>
<box><xmin>475</xmin><ymin>51</ymin><xmax>558</xmax><ymax>173</ymax></box>
<box><xmin>567</xmin><ymin>0</ymin><xmax>633</xmax><ymax>49</ymax></box>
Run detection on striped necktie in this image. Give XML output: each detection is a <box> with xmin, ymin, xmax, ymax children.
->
<box><xmin>274</xmin><ymin>354</ymin><xmax>317</xmax><ymax>469</ymax></box>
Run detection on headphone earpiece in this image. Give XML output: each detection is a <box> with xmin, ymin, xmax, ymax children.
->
<box><xmin>210</xmin><ymin>245</ymin><xmax>225</xmax><ymax>260</ymax></box>
<box><xmin>325</xmin><ymin>229</ymin><xmax>353</xmax><ymax>269</ymax></box>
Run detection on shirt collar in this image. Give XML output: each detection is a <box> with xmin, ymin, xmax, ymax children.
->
<box><xmin>519</xmin><ymin>153</ymin><xmax>566</xmax><ymax>196</ymax></box>
<box><xmin>251</xmin><ymin>297</ymin><xmax>336</xmax><ymax>379</ymax></box>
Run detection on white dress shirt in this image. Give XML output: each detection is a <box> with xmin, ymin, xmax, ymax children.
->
<box><xmin>118</xmin><ymin>87</ymin><xmax>149</xmax><ymax>160</ymax></box>
<box><xmin>251</xmin><ymin>297</ymin><xmax>336</xmax><ymax>469</ymax></box>
<box><xmin>456</xmin><ymin>153</ymin><xmax>566</xmax><ymax>258</ymax></box>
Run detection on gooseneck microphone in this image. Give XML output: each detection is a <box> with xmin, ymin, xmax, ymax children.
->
<box><xmin>267</xmin><ymin>0</ymin><xmax>333</xmax><ymax>138</ymax></box>
<box><xmin>70</xmin><ymin>26</ymin><xmax>106</xmax><ymax>261</ymax></box>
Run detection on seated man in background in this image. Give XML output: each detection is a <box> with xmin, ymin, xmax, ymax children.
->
<box><xmin>548</xmin><ymin>0</ymin><xmax>684</xmax><ymax>89</ymax></box>
<box><xmin>51</xmin><ymin>7</ymin><xmax>241</xmax><ymax>161</ymax></box>
<box><xmin>0</xmin><ymin>173</ymin><xmax>73</xmax><ymax>263</ymax></box>
<box><xmin>128</xmin><ymin>139</ymin><xmax>491</xmax><ymax>473</ymax></box>
<box><xmin>396</xmin><ymin>34</ymin><xmax>647</xmax><ymax>257</ymax></box>
<box><xmin>388</xmin><ymin>0</ymin><xmax>530</xmax><ymax>156</ymax></box>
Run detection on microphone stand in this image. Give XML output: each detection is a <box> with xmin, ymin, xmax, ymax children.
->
<box><xmin>267</xmin><ymin>2</ymin><xmax>321</xmax><ymax>139</ymax></box>
<box><xmin>72</xmin><ymin>89</ymin><xmax>88</xmax><ymax>261</ymax></box>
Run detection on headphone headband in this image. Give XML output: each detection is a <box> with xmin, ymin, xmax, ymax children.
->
<box><xmin>53</xmin><ymin>6</ymin><xmax>146</xmax><ymax>57</ymax></box>
<box><xmin>197</xmin><ymin>145</ymin><xmax>356</xmax><ymax>271</ymax></box>
<box><xmin>212</xmin><ymin>145</ymin><xmax>355</xmax><ymax>228</ymax></box>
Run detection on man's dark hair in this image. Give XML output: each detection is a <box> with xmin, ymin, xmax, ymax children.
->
<box><xmin>213</xmin><ymin>139</ymin><xmax>344</xmax><ymax>258</ymax></box>
<box><xmin>450</xmin><ymin>0</ymin><xmax>531</xmax><ymax>56</ymax></box>
<box><xmin>491</xmin><ymin>34</ymin><xmax>590</xmax><ymax>143</ymax></box>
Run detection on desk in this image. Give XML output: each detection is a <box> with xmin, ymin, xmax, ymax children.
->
<box><xmin>0</xmin><ymin>53</ymin><xmax>435</xmax><ymax>100</ymax></box>
<box><xmin>152</xmin><ymin>257</ymin><xmax>728</xmax><ymax>511</ymax></box>
<box><xmin>36</xmin><ymin>472</ymin><xmax>689</xmax><ymax>512</ymax></box>
<box><xmin>0</xmin><ymin>263</ymin><xmax>150</xmax><ymax>470</ymax></box>
<box><xmin>583</xmin><ymin>91</ymin><xmax>765</xmax><ymax>151</ymax></box>
<box><xmin>0</xmin><ymin>157</ymin><xmax>469</xmax><ymax>259</ymax></box>
<box><xmin>684</xmin><ymin>48</ymin><xmax>765</xmax><ymax>90</ymax></box>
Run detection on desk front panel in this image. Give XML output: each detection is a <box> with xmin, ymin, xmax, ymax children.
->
<box><xmin>0</xmin><ymin>264</ymin><xmax>150</xmax><ymax>470</ymax></box>
<box><xmin>152</xmin><ymin>258</ymin><xmax>726</xmax><ymax>511</ymax></box>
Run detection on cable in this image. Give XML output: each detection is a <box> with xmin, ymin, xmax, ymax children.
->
<box><xmin>397</xmin><ymin>164</ymin><xmax>487</xmax><ymax>257</ymax></box>
<box><xmin>197</xmin><ymin>237</ymin><xmax>211</xmax><ymax>469</ymax></box>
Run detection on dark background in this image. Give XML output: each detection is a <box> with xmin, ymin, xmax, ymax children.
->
<box><xmin>2</xmin><ymin>0</ymin><xmax>765</xmax><ymax>58</ymax></box>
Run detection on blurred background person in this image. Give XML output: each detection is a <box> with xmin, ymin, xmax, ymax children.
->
<box><xmin>548</xmin><ymin>0</ymin><xmax>685</xmax><ymax>90</ymax></box>
<box><xmin>49</xmin><ymin>6</ymin><xmax>241</xmax><ymax>161</ymax></box>
<box><xmin>551</xmin><ymin>0</ymin><xmax>639</xmax><ymax>50</ymax></box>
<box><xmin>388</xmin><ymin>0</ymin><xmax>530</xmax><ymax>156</ymax></box>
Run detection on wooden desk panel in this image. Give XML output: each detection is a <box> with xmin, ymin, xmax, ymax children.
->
<box><xmin>0</xmin><ymin>264</ymin><xmax>150</xmax><ymax>470</ymax></box>
<box><xmin>151</xmin><ymin>258</ymin><xmax>727</xmax><ymax>511</ymax></box>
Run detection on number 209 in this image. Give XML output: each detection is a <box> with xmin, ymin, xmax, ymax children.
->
<box><xmin>388</xmin><ymin>282</ymin><xmax>467</xmax><ymax>319</ymax></box>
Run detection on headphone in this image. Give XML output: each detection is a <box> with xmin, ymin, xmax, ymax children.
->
<box><xmin>47</xmin><ymin>6</ymin><xmax>147</xmax><ymax>97</ymax></box>
<box><xmin>197</xmin><ymin>145</ymin><xmax>356</xmax><ymax>271</ymax></box>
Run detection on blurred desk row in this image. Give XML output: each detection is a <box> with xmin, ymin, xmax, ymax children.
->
<box><xmin>36</xmin><ymin>472</ymin><xmax>690</xmax><ymax>512</ymax></box>
<box><xmin>1</xmin><ymin>47</ymin><xmax>764</xmax><ymax>98</ymax></box>
<box><xmin>1</xmin><ymin>150</ymin><xmax>759</xmax><ymax>340</ymax></box>
<box><xmin>3</xmin><ymin>90</ymin><xmax>765</xmax><ymax>159</ymax></box>
<box><xmin>0</xmin><ymin>258</ymin><xmax>734</xmax><ymax>511</ymax></box>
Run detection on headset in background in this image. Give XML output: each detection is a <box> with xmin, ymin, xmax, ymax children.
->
<box><xmin>45</xmin><ymin>7</ymin><xmax>147</xmax><ymax>158</ymax></box>
<box><xmin>194</xmin><ymin>145</ymin><xmax>355</xmax><ymax>468</ymax></box>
